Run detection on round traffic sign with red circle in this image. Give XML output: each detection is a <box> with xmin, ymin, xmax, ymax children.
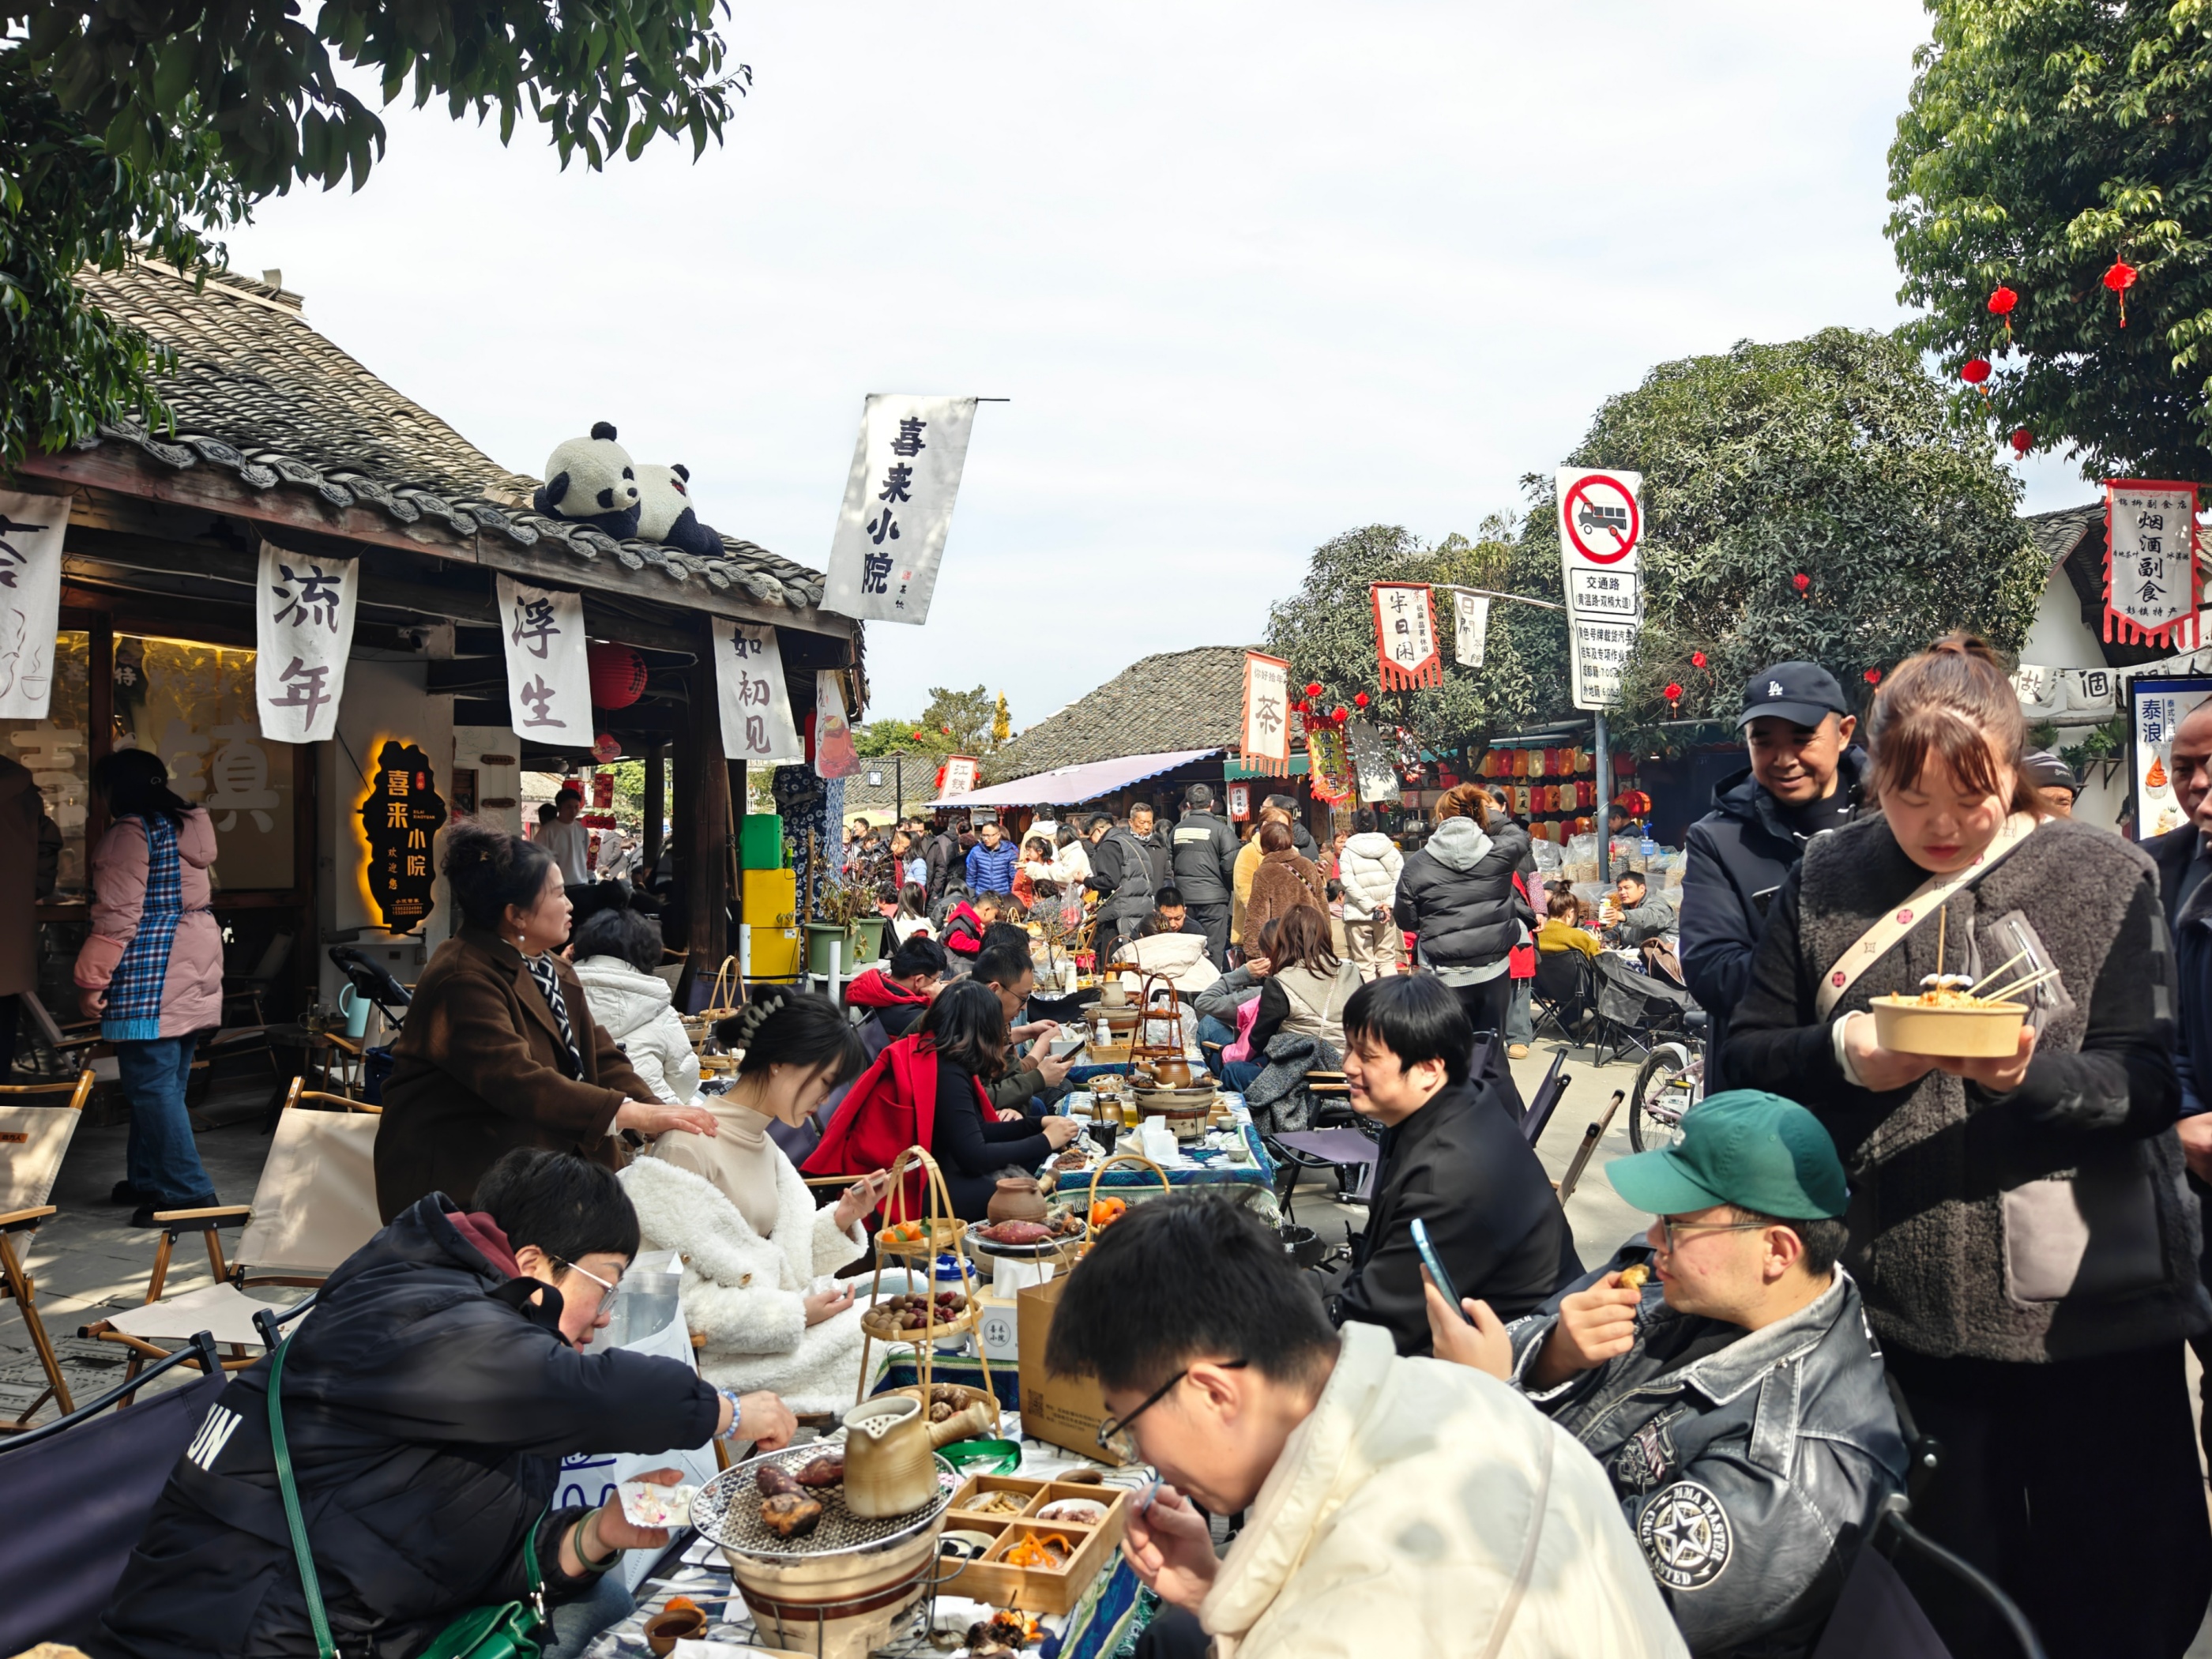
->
<box><xmin>1563</xmin><ymin>474</ymin><xmax>1640</xmax><ymax>565</ymax></box>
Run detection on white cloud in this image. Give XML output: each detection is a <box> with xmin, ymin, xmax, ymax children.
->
<box><xmin>225</xmin><ymin>0</ymin><xmax>2048</xmax><ymax>727</ymax></box>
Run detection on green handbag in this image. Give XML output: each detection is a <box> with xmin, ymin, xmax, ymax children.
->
<box><xmin>266</xmin><ymin>1336</ymin><xmax>550</xmax><ymax>1659</ymax></box>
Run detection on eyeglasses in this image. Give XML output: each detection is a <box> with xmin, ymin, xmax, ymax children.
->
<box><xmin>1657</xmin><ymin>1217</ymin><xmax>1771</xmax><ymax>1252</ymax></box>
<box><xmin>551</xmin><ymin>1255</ymin><xmax>621</xmax><ymax>1315</ymax></box>
<box><xmin>1095</xmin><ymin>1360</ymin><xmax>1247</xmax><ymax>1464</ymax></box>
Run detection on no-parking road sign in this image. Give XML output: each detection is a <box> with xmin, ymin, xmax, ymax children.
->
<box><xmin>1557</xmin><ymin>468</ymin><xmax>1642</xmax><ymax>571</ymax></box>
<box><xmin>1558</xmin><ymin>468</ymin><xmax>1644</xmax><ymax>712</ymax></box>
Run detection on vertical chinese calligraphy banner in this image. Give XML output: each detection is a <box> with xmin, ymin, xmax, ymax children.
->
<box><xmin>495</xmin><ymin>574</ymin><xmax>594</xmax><ymax>748</ymax></box>
<box><xmin>1370</xmin><ymin>584</ymin><xmax>1443</xmax><ymax>689</ymax></box>
<box><xmin>0</xmin><ymin>490</ymin><xmax>70</xmax><ymax>720</ymax></box>
<box><xmin>254</xmin><ymin>540</ymin><xmax>358</xmax><ymax>742</ymax></box>
<box><xmin>712</xmin><ymin>620</ymin><xmax>805</xmax><ymax>765</ymax></box>
<box><xmin>1450</xmin><ymin>590</ymin><xmax>1490</xmax><ymax>668</ymax></box>
<box><xmin>2105</xmin><ymin>480</ymin><xmax>2201</xmax><ymax>649</ymax></box>
<box><xmin>813</xmin><ymin>669</ymin><xmax>861</xmax><ymax>779</ymax></box>
<box><xmin>820</xmin><ymin>394</ymin><xmax>979</xmax><ymax>625</ymax></box>
<box><xmin>1240</xmin><ymin>651</ymin><xmax>1291</xmax><ymax>774</ymax></box>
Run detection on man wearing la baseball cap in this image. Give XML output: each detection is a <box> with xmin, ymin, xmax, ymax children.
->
<box><xmin>1427</xmin><ymin>1092</ymin><xmax>1905</xmax><ymax>1657</ymax></box>
<box><xmin>1678</xmin><ymin>661</ymin><xmax>1868</xmax><ymax>1094</ymax></box>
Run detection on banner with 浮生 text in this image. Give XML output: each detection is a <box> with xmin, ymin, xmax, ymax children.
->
<box><xmin>821</xmin><ymin>395</ymin><xmax>979</xmax><ymax>626</ymax></box>
<box><xmin>713</xmin><ymin>620</ymin><xmax>805</xmax><ymax>766</ymax></box>
<box><xmin>254</xmin><ymin>541</ymin><xmax>359</xmax><ymax>743</ymax></box>
<box><xmin>0</xmin><ymin>490</ymin><xmax>70</xmax><ymax>720</ymax></box>
<box><xmin>495</xmin><ymin>575</ymin><xmax>594</xmax><ymax>748</ymax></box>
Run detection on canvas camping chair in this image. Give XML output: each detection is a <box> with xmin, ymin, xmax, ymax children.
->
<box><xmin>1530</xmin><ymin>949</ymin><xmax>1598</xmax><ymax>1044</ymax></box>
<box><xmin>82</xmin><ymin>1081</ymin><xmax>383</xmax><ymax>1382</ymax></box>
<box><xmin>1520</xmin><ymin>1050</ymin><xmax>1571</xmax><ymax>1146</ymax></box>
<box><xmin>0</xmin><ymin>1069</ymin><xmax>96</xmax><ymax>1430</ymax></box>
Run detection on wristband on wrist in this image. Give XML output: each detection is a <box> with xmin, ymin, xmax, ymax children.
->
<box><xmin>574</xmin><ymin>1513</ymin><xmax>621</xmax><ymax>1574</ymax></box>
<box><xmin>716</xmin><ymin>1386</ymin><xmax>744</xmax><ymax>1441</ymax></box>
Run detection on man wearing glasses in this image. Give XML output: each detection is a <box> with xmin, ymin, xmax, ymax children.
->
<box><xmin>1045</xmin><ymin>1194</ymin><xmax>1685</xmax><ymax>1658</ymax></box>
<box><xmin>1427</xmin><ymin>1091</ymin><xmax>1906</xmax><ymax>1658</ymax></box>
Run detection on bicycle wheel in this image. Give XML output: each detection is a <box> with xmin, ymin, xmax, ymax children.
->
<box><xmin>1629</xmin><ymin>1041</ymin><xmax>1700</xmax><ymax>1152</ymax></box>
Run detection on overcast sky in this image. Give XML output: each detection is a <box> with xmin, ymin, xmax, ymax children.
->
<box><xmin>222</xmin><ymin>2</ymin><xmax>2086</xmax><ymax>730</ymax></box>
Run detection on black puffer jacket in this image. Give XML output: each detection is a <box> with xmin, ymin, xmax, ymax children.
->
<box><xmin>1168</xmin><ymin>809</ymin><xmax>1240</xmax><ymax>906</ymax></box>
<box><xmin>94</xmin><ymin>1196</ymin><xmax>718</xmax><ymax>1659</ymax></box>
<box><xmin>1391</xmin><ymin>815</ymin><xmax>1534</xmax><ymax>969</ymax></box>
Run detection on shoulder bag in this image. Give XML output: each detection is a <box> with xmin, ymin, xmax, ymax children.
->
<box><xmin>266</xmin><ymin>1336</ymin><xmax>550</xmax><ymax>1659</ymax></box>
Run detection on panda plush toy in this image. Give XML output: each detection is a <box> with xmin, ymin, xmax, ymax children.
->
<box><xmin>634</xmin><ymin>462</ymin><xmax>727</xmax><ymax>559</ymax></box>
<box><xmin>532</xmin><ymin>421</ymin><xmax>641</xmax><ymax>538</ymax></box>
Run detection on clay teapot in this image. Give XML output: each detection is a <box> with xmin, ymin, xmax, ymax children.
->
<box><xmin>1144</xmin><ymin>1056</ymin><xmax>1195</xmax><ymax>1089</ymax></box>
<box><xmin>1097</xmin><ymin>980</ymin><xmax>1129</xmax><ymax>1010</ymax></box>
<box><xmin>841</xmin><ymin>1394</ymin><xmax>939</xmax><ymax>1518</ymax></box>
<box><xmin>987</xmin><ymin>1176</ymin><xmax>1049</xmax><ymax>1224</ymax></box>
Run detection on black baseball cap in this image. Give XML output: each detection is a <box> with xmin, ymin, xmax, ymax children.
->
<box><xmin>2021</xmin><ymin>750</ymin><xmax>2080</xmax><ymax>797</ymax></box>
<box><xmin>1738</xmin><ymin>662</ymin><xmax>1850</xmax><ymax>730</ymax></box>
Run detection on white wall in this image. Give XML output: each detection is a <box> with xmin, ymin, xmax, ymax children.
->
<box><xmin>2019</xmin><ymin>567</ymin><xmax>2107</xmax><ymax>670</ymax></box>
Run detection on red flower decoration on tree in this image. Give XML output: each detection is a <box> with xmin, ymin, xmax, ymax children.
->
<box><xmin>1864</xmin><ymin>668</ymin><xmax>1883</xmax><ymax>685</ymax></box>
<box><xmin>1691</xmin><ymin>651</ymin><xmax>1707</xmax><ymax>669</ymax></box>
<box><xmin>2011</xmin><ymin>427</ymin><xmax>2034</xmax><ymax>456</ymax></box>
<box><xmin>1793</xmin><ymin>572</ymin><xmax>1811</xmax><ymax>594</ymax></box>
<box><xmin>1353</xmin><ymin>691</ymin><xmax>1369</xmax><ymax>708</ymax></box>
<box><xmin>1960</xmin><ymin>357</ymin><xmax>1992</xmax><ymax>393</ymax></box>
<box><xmin>2105</xmin><ymin>258</ymin><xmax>2136</xmax><ymax>327</ymax></box>
<box><xmin>909</xmin><ymin>729</ymin><xmax>924</xmax><ymax>740</ymax></box>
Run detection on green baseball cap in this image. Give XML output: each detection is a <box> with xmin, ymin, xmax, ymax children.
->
<box><xmin>1607</xmin><ymin>1090</ymin><xmax>1849</xmax><ymax>1221</ymax></box>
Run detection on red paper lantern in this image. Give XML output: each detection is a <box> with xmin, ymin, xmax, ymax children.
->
<box><xmin>586</xmin><ymin>642</ymin><xmax>647</xmax><ymax>709</ymax></box>
<box><xmin>1793</xmin><ymin>572</ymin><xmax>1811</xmax><ymax>594</ymax></box>
<box><xmin>1864</xmin><ymin>668</ymin><xmax>1883</xmax><ymax>686</ymax></box>
<box><xmin>1332</xmin><ymin>704</ymin><xmax>1349</xmax><ymax>722</ymax></box>
<box><xmin>1663</xmin><ymin>682</ymin><xmax>1683</xmax><ymax>704</ymax></box>
<box><xmin>1353</xmin><ymin>691</ymin><xmax>1369</xmax><ymax>708</ymax></box>
<box><xmin>1988</xmin><ymin>284</ymin><xmax>2017</xmax><ymax>344</ymax></box>
<box><xmin>592</xmin><ymin>732</ymin><xmax>621</xmax><ymax>763</ymax></box>
<box><xmin>1960</xmin><ymin>357</ymin><xmax>1992</xmax><ymax>387</ymax></box>
<box><xmin>1690</xmin><ymin>651</ymin><xmax>1707</xmax><ymax>669</ymax></box>
<box><xmin>2010</xmin><ymin>427</ymin><xmax>2034</xmax><ymax>456</ymax></box>
<box><xmin>909</xmin><ymin>729</ymin><xmax>924</xmax><ymax>740</ymax></box>
<box><xmin>1304</xmin><ymin>682</ymin><xmax>1324</xmax><ymax>698</ymax></box>
<box><xmin>2105</xmin><ymin>258</ymin><xmax>2137</xmax><ymax>326</ymax></box>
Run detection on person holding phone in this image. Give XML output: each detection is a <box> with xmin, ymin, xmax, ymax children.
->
<box><xmin>1426</xmin><ymin>1091</ymin><xmax>1904</xmax><ymax>1659</ymax></box>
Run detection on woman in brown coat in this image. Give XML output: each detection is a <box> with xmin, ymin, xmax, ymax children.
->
<box><xmin>375</xmin><ymin>822</ymin><xmax>716</xmax><ymax>1221</ymax></box>
<box><xmin>1240</xmin><ymin>821</ymin><xmax>1326</xmax><ymax>955</ymax></box>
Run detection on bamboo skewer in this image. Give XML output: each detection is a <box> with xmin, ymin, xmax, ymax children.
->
<box><xmin>1964</xmin><ymin>947</ymin><xmax>2035</xmax><ymax>1001</ymax></box>
<box><xmin>1979</xmin><ymin>965</ymin><xmax>2063</xmax><ymax>1006</ymax></box>
<box><xmin>1936</xmin><ymin>906</ymin><xmax>1947</xmax><ymax>983</ymax></box>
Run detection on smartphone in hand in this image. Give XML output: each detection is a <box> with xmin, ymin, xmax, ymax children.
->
<box><xmin>1411</xmin><ymin>1218</ymin><xmax>1474</xmax><ymax>1324</ymax></box>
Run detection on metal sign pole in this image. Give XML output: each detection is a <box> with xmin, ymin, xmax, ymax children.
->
<box><xmin>1594</xmin><ymin>712</ymin><xmax>1612</xmax><ymax>886</ymax></box>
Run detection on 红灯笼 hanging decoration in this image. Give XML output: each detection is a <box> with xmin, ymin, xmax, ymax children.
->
<box><xmin>0</xmin><ymin>491</ymin><xmax>70</xmax><ymax>720</ymax></box>
<box><xmin>256</xmin><ymin>540</ymin><xmax>358</xmax><ymax>743</ymax></box>
<box><xmin>1370</xmin><ymin>583</ymin><xmax>1443</xmax><ymax>690</ymax></box>
<box><xmin>2103</xmin><ymin>480</ymin><xmax>2200</xmax><ymax>651</ymax></box>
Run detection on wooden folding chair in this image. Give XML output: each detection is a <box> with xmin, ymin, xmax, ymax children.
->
<box><xmin>82</xmin><ymin>1081</ymin><xmax>384</xmax><ymax>1382</ymax></box>
<box><xmin>0</xmin><ymin>1070</ymin><xmax>96</xmax><ymax>1430</ymax></box>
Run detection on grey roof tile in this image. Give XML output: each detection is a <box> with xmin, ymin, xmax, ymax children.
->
<box><xmin>984</xmin><ymin>645</ymin><xmax>1266</xmax><ymax>783</ymax></box>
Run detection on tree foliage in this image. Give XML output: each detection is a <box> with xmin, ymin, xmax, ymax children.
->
<box><xmin>853</xmin><ymin>718</ymin><xmax>954</xmax><ymax>760</ymax></box>
<box><xmin>922</xmin><ymin>685</ymin><xmax>1003</xmax><ymax>755</ymax></box>
<box><xmin>0</xmin><ymin>50</ymin><xmax>248</xmax><ymax>463</ymax></box>
<box><xmin>1580</xmin><ymin>329</ymin><xmax>2044</xmax><ymax>722</ymax></box>
<box><xmin>1260</xmin><ymin>520</ymin><xmax>1574</xmax><ymax>746</ymax></box>
<box><xmin>1888</xmin><ymin>1</ymin><xmax>2212</xmax><ymax>480</ymax></box>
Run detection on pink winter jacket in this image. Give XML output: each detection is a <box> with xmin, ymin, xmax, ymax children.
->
<box><xmin>74</xmin><ymin>808</ymin><xmax>224</xmax><ymax>1036</ymax></box>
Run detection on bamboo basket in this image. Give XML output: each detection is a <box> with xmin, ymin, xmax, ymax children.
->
<box><xmin>694</xmin><ymin>955</ymin><xmax>746</xmax><ymax>1025</ymax></box>
<box><xmin>1081</xmin><ymin>1149</ymin><xmax>1172</xmax><ymax>1236</ymax></box>
<box><xmin>855</xmin><ymin>1146</ymin><xmax>997</xmax><ymax>1408</ymax></box>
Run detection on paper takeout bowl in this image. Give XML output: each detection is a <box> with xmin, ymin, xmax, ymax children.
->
<box><xmin>1869</xmin><ymin>995</ymin><xmax>2027</xmax><ymax>1058</ymax></box>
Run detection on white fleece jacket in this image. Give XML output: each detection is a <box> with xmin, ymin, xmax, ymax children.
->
<box><xmin>619</xmin><ymin>1153</ymin><xmax>871</xmax><ymax>1413</ymax></box>
<box><xmin>573</xmin><ymin>954</ymin><xmax>701</xmax><ymax>1105</ymax></box>
<box><xmin>1336</xmin><ymin>833</ymin><xmax>1404</xmax><ymax>923</ymax></box>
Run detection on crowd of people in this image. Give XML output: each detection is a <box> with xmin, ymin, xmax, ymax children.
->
<box><xmin>51</xmin><ymin>626</ymin><xmax>2212</xmax><ymax>1659</ymax></box>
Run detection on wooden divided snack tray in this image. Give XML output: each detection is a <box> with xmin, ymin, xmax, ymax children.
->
<box><xmin>938</xmin><ymin>1474</ymin><xmax>1130</xmax><ymax>1614</ymax></box>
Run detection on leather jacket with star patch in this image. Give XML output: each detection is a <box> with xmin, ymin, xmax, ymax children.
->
<box><xmin>1506</xmin><ymin>1263</ymin><xmax>1907</xmax><ymax>1658</ymax></box>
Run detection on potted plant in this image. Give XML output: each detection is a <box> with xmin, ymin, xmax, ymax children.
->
<box><xmin>809</xmin><ymin>877</ymin><xmax>886</xmax><ymax>976</ymax></box>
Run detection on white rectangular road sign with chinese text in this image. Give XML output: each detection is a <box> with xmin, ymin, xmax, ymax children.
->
<box><xmin>1570</xmin><ymin>617</ymin><xmax>1638</xmax><ymax>712</ymax></box>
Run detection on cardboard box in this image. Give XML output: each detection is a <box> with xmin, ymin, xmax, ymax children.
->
<box><xmin>976</xmin><ymin>1291</ymin><xmax>1021</xmax><ymax>1364</ymax></box>
<box><xmin>1016</xmin><ymin>1273</ymin><xmax>1119</xmax><ymax>1462</ymax></box>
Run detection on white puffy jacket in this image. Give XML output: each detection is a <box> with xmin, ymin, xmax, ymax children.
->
<box><xmin>1337</xmin><ymin>832</ymin><xmax>1404</xmax><ymax>923</ymax></box>
<box><xmin>572</xmin><ymin>954</ymin><xmax>701</xmax><ymax>1104</ymax></box>
<box><xmin>1202</xmin><ymin>1322</ymin><xmax>1688</xmax><ymax>1659</ymax></box>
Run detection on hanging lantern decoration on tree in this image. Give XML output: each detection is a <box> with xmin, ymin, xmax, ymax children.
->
<box><xmin>1691</xmin><ymin>651</ymin><xmax>1707</xmax><ymax>669</ymax></box>
<box><xmin>2105</xmin><ymin>258</ymin><xmax>2136</xmax><ymax>327</ymax></box>
<box><xmin>1988</xmin><ymin>284</ymin><xmax>2018</xmax><ymax>344</ymax></box>
<box><xmin>1793</xmin><ymin>572</ymin><xmax>1811</xmax><ymax>596</ymax></box>
<box><xmin>2010</xmin><ymin>427</ymin><xmax>2034</xmax><ymax>456</ymax></box>
<box><xmin>1304</xmin><ymin>682</ymin><xmax>1324</xmax><ymax>698</ymax></box>
<box><xmin>586</xmin><ymin>642</ymin><xmax>648</xmax><ymax>709</ymax></box>
<box><xmin>1663</xmin><ymin>682</ymin><xmax>1683</xmax><ymax>712</ymax></box>
<box><xmin>1331</xmin><ymin>705</ymin><xmax>1349</xmax><ymax>723</ymax></box>
<box><xmin>1352</xmin><ymin>691</ymin><xmax>1369</xmax><ymax>709</ymax></box>
<box><xmin>1960</xmin><ymin>357</ymin><xmax>1992</xmax><ymax>399</ymax></box>
<box><xmin>1864</xmin><ymin>668</ymin><xmax>1883</xmax><ymax>686</ymax></box>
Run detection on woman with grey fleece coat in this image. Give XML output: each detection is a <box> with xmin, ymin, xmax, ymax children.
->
<box><xmin>1724</xmin><ymin>636</ymin><xmax>2210</xmax><ymax>1659</ymax></box>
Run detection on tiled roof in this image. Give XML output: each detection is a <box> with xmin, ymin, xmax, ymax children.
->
<box><xmin>2027</xmin><ymin>501</ymin><xmax>2101</xmax><ymax>570</ymax></box>
<box><xmin>72</xmin><ymin>260</ymin><xmax>826</xmax><ymax>611</ymax></box>
<box><xmin>984</xmin><ymin>645</ymin><xmax>1262</xmax><ymax>782</ymax></box>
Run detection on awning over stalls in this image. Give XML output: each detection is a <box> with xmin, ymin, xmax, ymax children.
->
<box><xmin>930</xmin><ymin>748</ymin><xmax>1220</xmax><ymax>809</ymax></box>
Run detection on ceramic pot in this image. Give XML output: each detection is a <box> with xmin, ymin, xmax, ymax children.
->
<box><xmin>841</xmin><ymin>1395</ymin><xmax>939</xmax><ymax>1518</ymax></box>
<box><xmin>645</xmin><ymin>1607</ymin><xmax>708</xmax><ymax>1656</ymax></box>
<box><xmin>988</xmin><ymin>1176</ymin><xmax>1049</xmax><ymax>1224</ymax></box>
<box><xmin>1145</xmin><ymin>1057</ymin><xmax>1194</xmax><ymax>1089</ymax></box>
<box><xmin>1097</xmin><ymin>980</ymin><xmax>1129</xmax><ymax>1009</ymax></box>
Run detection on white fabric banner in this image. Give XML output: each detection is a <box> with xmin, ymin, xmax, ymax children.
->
<box><xmin>1240</xmin><ymin>652</ymin><xmax>1291</xmax><ymax>771</ymax></box>
<box><xmin>254</xmin><ymin>541</ymin><xmax>358</xmax><ymax>743</ymax></box>
<box><xmin>713</xmin><ymin>619</ymin><xmax>804</xmax><ymax>764</ymax></box>
<box><xmin>0</xmin><ymin>491</ymin><xmax>70</xmax><ymax>720</ymax></box>
<box><xmin>495</xmin><ymin>574</ymin><xmax>594</xmax><ymax>747</ymax></box>
<box><xmin>2106</xmin><ymin>483</ymin><xmax>2199</xmax><ymax>645</ymax></box>
<box><xmin>1452</xmin><ymin>591</ymin><xmax>1491</xmax><ymax>668</ymax></box>
<box><xmin>821</xmin><ymin>395</ymin><xmax>978</xmax><ymax>625</ymax></box>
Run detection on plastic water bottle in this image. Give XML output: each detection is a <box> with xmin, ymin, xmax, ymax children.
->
<box><xmin>1639</xmin><ymin>833</ymin><xmax>1657</xmax><ymax>861</ymax></box>
<box><xmin>931</xmin><ymin>1252</ymin><xmax>971</xmax><ymax>1354</ymax></box>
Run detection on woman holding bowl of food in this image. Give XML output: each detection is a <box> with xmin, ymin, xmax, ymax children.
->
<box><xmin>1723</xmin><ymin>633</ymin><xmax>2209</xmax><ymax>1657</ymax></box>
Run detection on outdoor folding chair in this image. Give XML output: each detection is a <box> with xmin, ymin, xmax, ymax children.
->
<box><xmin>0</xmin><ymin>1069</ymin><xmax>96</xmax><ymax>1430</ymax></box>
<box><xmin>1266</xmin><ymin>1125</ymin><xmax>1382</xmax><ymax>1219</ymax></box>
<box><xmin>0</xmin><ymin>1328</ymin><xmax>224</xmax><ymax>1654</ymax></box>
<box><xmin>1530</xmin><ymin>949</ymin><xmax>1598</xmax><ymax>1044</ymax></box>
<box><xmin>1590</xmin><ymin>953</ymin><xmax>1698</xmax><ymax>1068</ymax></box>
<box><xmin>82</xmin><ymin>1082</ymin><xmax>382</xmax><ymax>1382</ymax></box>
<box><xmin>1554</xmin><ymin>1089</ymin><xmax>1627</xmax><ymax>1204</ymax></box>
<box><xmin>1520</xmin><ymin>1050</ymin><xmax>1571</xmax><ymax>1147</ymax></box>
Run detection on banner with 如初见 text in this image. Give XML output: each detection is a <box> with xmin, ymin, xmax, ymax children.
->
<box><xmin>495</xmin><ymin>574</ymin><xmax>593</xmax><ymax>747</ymax></box>
<box><xmin>254</xmin><ymin>541</ymin><xmax>358</xmax><ymax>743</ymax></box>
<box><xmin>713</xmin><ymin>620</ymin><xmax>805</xmax><ymax>766</ymax></box>
<box><xmin>1451</xmin><ymin>591</ymin><xmax>1490</xmax><ymax>668</ymax></box>
<box><xmin>1240</xmin><ymin>652</ymin><xmax>1292</xmax><ymax>775</ymax></box>
<box><xmin>821</xmin><ymin>395</ymin><xmax>979</xmax><ymax>625</ymax></box>
<box><xmin>0</xmin><ymin>491</ymin><xmax>70</xmax><ymax>720</ymax></box>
